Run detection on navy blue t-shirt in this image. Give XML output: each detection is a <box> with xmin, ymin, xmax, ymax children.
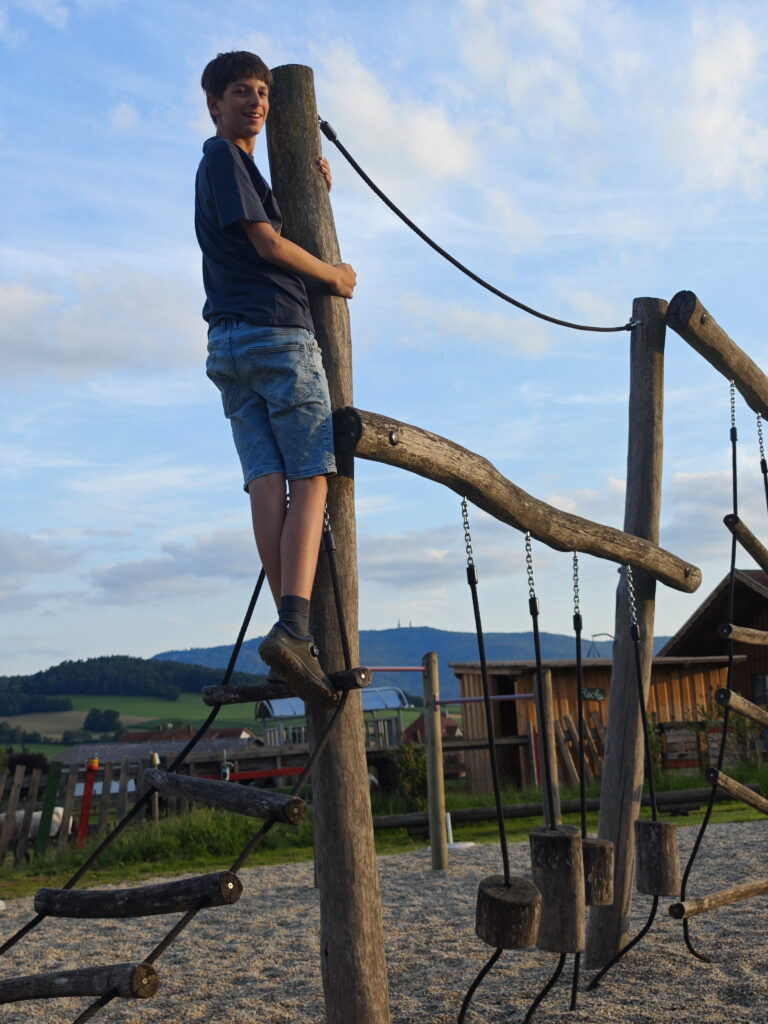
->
<box><xmin>195</xmin><ymin>137</ymin><xmax>315</xmax><ymax>332</ymax></box>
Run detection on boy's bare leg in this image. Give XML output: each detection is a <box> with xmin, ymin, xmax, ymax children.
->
<box><xmin>248</xmin><ymin>472</ymin><xmax>287</xmax><ymax>605</ymax></box>
<box><xmin>281</xmin><ymin>474</ymin><xmax>328</xmax><ymax>599</ymax></box>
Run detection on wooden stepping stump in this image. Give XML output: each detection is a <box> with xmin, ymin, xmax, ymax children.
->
<box><xmin>0</xmin><ymin>963</ymin><xmax>159</xmax><ymax>1003</ymax></box>
<box><xmin>635</xmin><ymin>820</ymin><xmax>681</xmax><ymax>896</ymax></box>
<box><xmin>35</xmin><ymin>871</ymin><xmax>242</xmax><ymax>918</ymax></box>
<box><xmin>529</xmin><ymin>825</ymin><xmax>585</xmax><ymax>953</ymax></box>
<box><xmin>475</xmin><ymin>875</ymin><xmax>541</xmax><ymax>949</ymax></box>
<box><xmin>583</xmin><ymin>837</ymin><xmax>614</xmax><ymax>906</ymax></box>
<box><xmin>144</xmin><ymin>769</ymin><xmax>306</xmax><ymax>825</ymax></box>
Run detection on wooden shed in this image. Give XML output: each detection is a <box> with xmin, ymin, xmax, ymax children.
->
<box><xmin>451</xmin><ymin>655</ymin><xmax>737</xmax><ymax>794</ymax></box>
<box><xmin>658</xmin><ymin>569</ymin><xmax>768</xmax><ymax>703</ymax></box>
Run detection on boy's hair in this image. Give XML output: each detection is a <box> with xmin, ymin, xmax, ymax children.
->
<box><xmin>201</xmin><ymin>51</ymin><xmax>273</xmax><ymax>122</ymax></box>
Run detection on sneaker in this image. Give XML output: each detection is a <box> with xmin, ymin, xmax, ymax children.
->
<box><xmin>259</xmin><ymin>623</ymin><xmax>339</xmax><ymax>707</ymax></box>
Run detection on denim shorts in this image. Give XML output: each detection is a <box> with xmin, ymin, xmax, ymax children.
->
<box><xmin>206</xmin><ymin>321</ymin><xmax>336</xmax><ymax>489</ymax></box>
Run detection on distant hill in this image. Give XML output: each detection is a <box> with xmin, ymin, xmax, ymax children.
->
<box><xmin>0</xmin><ymin>654</ymin><xmax>266</xmax><ymax>707</ymax></box>
<box><xmin>153</xmin><ymin>627</ymin><xmax>670</xmax><ymax>700</ymax></box>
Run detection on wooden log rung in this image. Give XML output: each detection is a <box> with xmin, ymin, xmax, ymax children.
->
<box><xmin>201</xmin><ymin>681</ymin><xmax>293</xmax><ymax>706</ymax></box>
<box><xmin>706</xmin><ymin>769</ymin><xmax>768</xmax><ymax>815</ymax></box>
<box><xmin>723</xmin><ymin>514</ymin><xmax>768</xmax><ymax>575</ymax></box>
<box><xmin>717</xmin><ymin>622</ymin><xmax>768</xmax><ymax>646</ymax></box>
<box><xmin>669</xmin><ymin>877</ymin><xmax>768</xmax><ymax>920</ymax></box>
<box><xmin>0</xmin><ymin>963</ymin><xmax>159</xmax><ymax>1003</ymax></box>
<box><xmin>715</xmin><ymin>687</ymin><xmax>768</xmax><ymax>729</ymax></box>
<box><xmin>144</xmin><ymin>769</ymin><xmax>307</xmax><ymax>825</ymax></box>
<box><xmin>34</xmin><ymin>870</ymin><xmax>242</xmax><ymax>919</ymax></box>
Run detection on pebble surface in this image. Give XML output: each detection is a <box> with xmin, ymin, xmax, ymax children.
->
<box><xmin>1</xmin><ymin>820</ymin><xmax>767</xmax><ymax>1024</ymax></box>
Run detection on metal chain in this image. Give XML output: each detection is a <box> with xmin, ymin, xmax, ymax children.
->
<box><xmin>572</xmin><ymin>552</ymin><xmax>580</xmax><ymax>616</ymax></box>
<box><xmin>461</xmin><ymin>498</ymin><xmax>475</xmax><ymax>568</ymax></box>
<box><xmin>525</xmin><ymin>532</ymin><xmax>535</xmax><ymax>598</ymax></box>
<box><xmin>758</xmin><ymin>413</ymin><xmax>766</xmax><ymax>461</ymax></box>
<box><xmin>730</xmin><ymin>380</ymin><xmax>737</xmax><ymax>429</ymax></box>
<box><xmin>625</xmin><ymin>564</ymin><xmax>639</xmax><ymax>629</ymax></box>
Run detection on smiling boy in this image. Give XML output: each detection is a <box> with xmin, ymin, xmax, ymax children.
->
<box><xmin>195</xmin><ymin>51</ymin><xmax>356</xmax><ymax>699</ymax></box>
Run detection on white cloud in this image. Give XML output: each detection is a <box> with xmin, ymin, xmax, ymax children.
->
<box><xmin>0</xmin><ymin>270</ymin><xmax>206</xmax><ymax>380</ymax></box>
<box><xmin>109</xmin><ymin>101</ymin><xmax>139</xmax><ymax>132</ymax></box>
<box><xmin>317</xmin><ymin>44</ymin><xmax>476</xmax><ymax>200</ymax></box>
<box><xmin>665</xmin><ymin>16</ymin><xmax>768</xmax><ymax>196</ymax></box>
<box><xmin>399</xmin><ymin>291</ymin><xmax>551</xmax><ymax>355</ymax></box>
<box><xmin>15</xmin><ymin>0</ymin><xmax>68</xmax><ymax>28</ymax></box>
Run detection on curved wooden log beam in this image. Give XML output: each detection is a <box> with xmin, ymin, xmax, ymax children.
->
<box><xmin>666</xmin><ymin>291</ymin><xmax>768</xmax><ymax>417</ymax></box>
<box><xmin>333</xmin><ymin>407</ymin><xmax>701</xmax><ymax>593</ymax></box>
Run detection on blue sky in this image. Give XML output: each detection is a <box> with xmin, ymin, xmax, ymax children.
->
<box><xmin>2</xmin><ymin>0</ymin><xmax>768</xmax><ymax>675</ymax></box>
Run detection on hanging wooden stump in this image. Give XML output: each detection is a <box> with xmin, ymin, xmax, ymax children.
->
<box><xmin>475</xmin><ymin>875</ymin><xmax>541</xmax><ymax>950</ymax></box>
<box><xmin>635</xmin><ymin>820</ymin><xmax>681</xmax><ymax>896</ymax></box>
<box><xmin>529</xmin><ymin>825</ymin><xmax>585</xmax><ymax>953</ymax></box>
<box><xmin>582</xmin><ymin>837</ymin><xmax>614</xmax><ymax>906</ymax></box>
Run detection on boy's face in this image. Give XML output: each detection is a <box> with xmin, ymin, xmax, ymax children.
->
<box><xmin>207</xmin><ymin>77</ymin><xmax>270</xmax><ymax>153</ymax></box>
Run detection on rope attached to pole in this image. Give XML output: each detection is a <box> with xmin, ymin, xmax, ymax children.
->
<box><xmin>318</xmin><ymin>119</ymin><xmax>636</xmax><ymax>335</ymax></box>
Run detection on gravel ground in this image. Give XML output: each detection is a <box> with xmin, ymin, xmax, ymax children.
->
<box><xmin>1</xmin><ymin>820</ymin><xmax>767</xmax><ymax>1024</ymax></box>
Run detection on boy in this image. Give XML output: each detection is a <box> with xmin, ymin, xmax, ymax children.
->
<box><xmin>195</xmin><ymin>51</ymin><xmax>356</xmax><ymax>700</ymax></box>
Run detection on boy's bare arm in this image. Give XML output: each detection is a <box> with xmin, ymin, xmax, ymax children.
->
<box><xmin>240</xmin><ymin>220</ymin><xmax>355</xmax><ymax>298</ymax></box>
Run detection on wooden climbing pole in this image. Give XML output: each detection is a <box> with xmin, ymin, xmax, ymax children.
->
<box><xmin>266</xmin><ymin>64</ymin><xmax>391</xmax><ymax>1024</ymax></box>
<box><xmin>585</xmin><ymin>297</ymin><xmax>666</xmax><ymax>967</ymax></box>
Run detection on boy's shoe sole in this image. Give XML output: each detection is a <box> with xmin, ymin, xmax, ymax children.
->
<box><xmin>259</xmin><ymin>625</ymin><xmax>340</xmax><ymax>708</ymax></box>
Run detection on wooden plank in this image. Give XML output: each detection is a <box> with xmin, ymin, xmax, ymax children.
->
<box><xmin>716</xmin><ymin>687</ymin><xmax>768</xmax><ymax>728</ymax></box>
<box><xmin>554</xmin><ymin>720</ymin><xmax>580</xmax><ymax>787</ymax></box>
<box><xmin>718</xmin><ymin>623</ymin><xmax>768</xmax><ymax>646</ymax></box>
<box><xmin>117</xmin><ymin>759</ymin><xmax>130</xmax><ymax>820</ymax></box>
<box><xmin>586</xmin><ymin>298</ymin><xmax>666</xmax><ymax>969</ymax></box>
<box><xmin>666</xmin><ymin>291</ymin><xmax>768</xmax><ymax>417</ymax></box>
<box><xmin>706</xmin><ymin>769</ymin><xmax>768</xmax><ymax>814</ymax></box>
<box><xmin>0</xmin><ymin>765</ymin><xmax>27</xmax><ymax>863</ymax></box>
<box><xmin>57</xmin><ymin>768</ymin><xmax>78</xmax><ymax>854</ymax></box>
<box><xmin>334</xmin><ymin>407</ymin><xmax>700</xmax><ymax>594</ymax></box>
<box><xmin>97</xmin><ymin>762</ymin><xmax>114</xmax><ymax>836</ymax></box>
<box><xmin>564</xmin><ymin>713</ymin><xmax>595</xmax><ymax>784</ymax></box>
<box><xmin>669</xmin><ymin>877</ymin><xmax>768</xmax><ymax>920</ymax></box>
<box><xmin>724</xmin><ymin>513</ymin><xmax>768</xmax><ymax>574</ymax></box>
<box><xmin>144</xmin><ymin>769</ymin><xmax>306</xmax><ymax>825</ymax></box>
<box><xmin>14</xmin><ymin>767</ymin><xmax>42</xmax><ymax>865</ymax></box>
<box><xmin>0</xmin><ymin>963</ymin><xmax>159</xmax><ymax>1003</ymax></box>
<box><xmin>35</xmin><ymin>762</ymin><xmax>63</xmax><ymax>858</ymax></box>
<box><xmin>35</xmin><ymin>871</ymin><xmax>242</xmax><ymax>918</ymax></box>
<box><xmin>268</xmin><ymin>63</ymin><xmax>390</xmax><ymax>1024</ymax></box>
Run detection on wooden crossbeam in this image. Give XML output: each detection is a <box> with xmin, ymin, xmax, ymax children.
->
<box><xmin>715</xmin><ymin>688</ymin><xmax>768</xmax><ymax>729</ymax></box>
<box><xmin>717</xmin><ymin>623</ymin><xmax>768</xmax><ymax>646</ymax></box>
<box><xmin>669</xmin><ymin>877</ymin><xmax>768</xmax><ymax>920</ymax></box>
<box><xmin>201</xmin><ymin>681</ymin><xmax>292</xmax><ymax>706</ymax></box>
<box><xmin>34</xmin><ymin>871</ymin><xmax>242</xmax><ymax>919</ymax></box>
<box><xmin>705</xmin><ymin>769</ymin><xmax>768</xmax><ymax>815</ymax></box>
<box><xmin>333</xmin><ymin>407</ymin><xmax>701</xmax><ymax>594</ymax></box>
<box><xmin>665</xmin><ymin>291</ymin><xmax>768</xmax><ymax>418</ymax></box>
<box><xmin>723</xmin><ymin>514</ymin><xmax>768</xmax><ymax>575</ymax></box>
<box><xmin>0</xmin><ymin>963</ymin><xmax>159</xmax><ymax>1003</ymax></box>
<box><xmin>144</xmin><ymin>769</ymin><xmax>306</xmax><ymax>825</ymax></box>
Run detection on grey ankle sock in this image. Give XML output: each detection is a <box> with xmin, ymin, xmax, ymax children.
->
<box><xmin>279</xmin><ymin>595</ymin><xmax>311</xmax><ymax>638</ymax></box>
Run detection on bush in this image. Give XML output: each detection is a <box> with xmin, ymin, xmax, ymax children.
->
<box><xmin>394</xmin><ymin>743</ymin><xmax>427</xmax><ymax>812</ymax></box>
<box><xmin>83</xmin><ymin>708</ymin><xmax>122</xmax><ymax>733</ymax></box>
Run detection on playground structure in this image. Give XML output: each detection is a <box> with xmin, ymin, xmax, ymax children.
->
<box><xmin>2</xmin><ymin>62</ymin><xmax>768</xmax><ymax>1023</ymax></box>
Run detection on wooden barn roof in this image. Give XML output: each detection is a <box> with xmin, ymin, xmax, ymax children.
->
<box><xmin>657</xmin><ymin>569</ymin><xmax>768</xmax><ymax>656</ymax></box>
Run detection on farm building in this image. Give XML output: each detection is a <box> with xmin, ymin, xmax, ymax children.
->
<box><xmin>450</xmin><ymin>654</ymin><xmax>740</xmax><ymax>794</ymax></box>
<box><xmin>658</xmin><ymin>569</ymin><xmax>768</xmax><ymax>703</ymax></box>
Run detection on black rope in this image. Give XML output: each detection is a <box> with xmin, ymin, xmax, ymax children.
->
<box><xmin>456</xmin><ymin>947</ymin><xmax>503</xmax><ymax>1024</ymax></box>
<box><xmin>679</xmin><ymin>382</ymin><xmax>739</xmax><ymax>961</ymax></box>
<box><xmin>319</xmin><ymin>119</ymin><xmax>635</xmax><ymax>336</ymax></box>
<box><xmin>587</xmin><ymin>898</ymin><xmax>659</xmax><ymax>990</ymax></box>
<box><xmin>573</xmin><ymin>554</ymin><xmax>587</xmax><ymax>837</ymax></box>
<box><xmin>0</xmin><ymin>571</ymin><xmax>266</xmax><ymax>960</ymax></box>
<box><xmin>757</xmin><ymin>413</ymin><xmax>768</xmax><ymax>516</ymax></box>
<box><xmin>523</xmin><ymin>953</ymin><xmax>568</xmax><ymax>1024</ymax></box>
<box><xmin>526</xmin><ymin>535</ymin><xmax>557</xmax><ymax>830</ymax></box>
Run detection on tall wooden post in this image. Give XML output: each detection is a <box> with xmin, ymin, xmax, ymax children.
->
<box><xmin>266</xmin><ymin>65</ymin><xmax>390</xmax><ymax>1024</ymax></box>
<box><xmin>585</xmin><ymin>298</ymin><xmax>666</xmax><ymax>967</ymax></box>
<box><xmin>423</xmin><ymin>651</ymin><xmax>448</xmax><ymax>870</ymax></box>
